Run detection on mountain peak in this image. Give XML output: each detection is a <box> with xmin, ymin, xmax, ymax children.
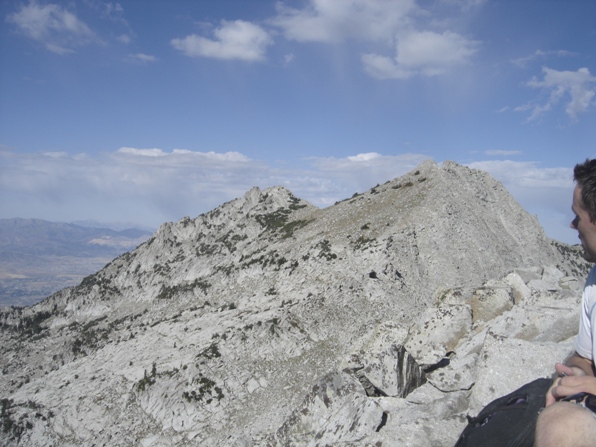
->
<box><xmin>0</xmin><ymin>161</ymin><xmax>588</xmax><ymax>447</ymax></box>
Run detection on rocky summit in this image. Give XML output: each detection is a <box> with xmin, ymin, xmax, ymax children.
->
<box><xmin>0</xmin><ymin>160</ymin><xmax>590</xmax><ymax>447</ymax></box>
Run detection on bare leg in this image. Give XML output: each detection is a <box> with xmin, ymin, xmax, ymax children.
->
<box><xmin>535</xmin><ymin>401</ymin><xmax>596</xmax><ymax>447</ymax></box>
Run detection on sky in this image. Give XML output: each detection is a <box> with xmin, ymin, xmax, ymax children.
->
<box><xmin>0</xmin><ymin>0</ymin><xmax>595</xmax><ymax>244</ymax></box>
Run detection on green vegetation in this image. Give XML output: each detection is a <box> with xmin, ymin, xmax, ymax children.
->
<box><xmin>213</xmin><ymin>264</ymin><xmax>234</xmax><ymax>276</ymax></box>
<box><xmin>353</xmin><ymin>235</ymin><xmax>375</xmax><ymax>250</ymax></box>
<box><xmin>196</xmin><ymin>243</ymin><xmax>218</xmax><ymax>256</ymax></box>
<box><xmin>183</xmin><ymin>375</ymin><xmax>224</xmax><ymax>404</ymax></box>
<box><xmin>71</xmin><ymin>322</ymin><xmax>109</xmax><ymax>357</ymax></box>
<box><xmin>135</xmin><ymin>363</ymin><xmax>182</xmax><ymax>393</ymax></box>
<box><xmin>241</xmin><ymin>249</ymin><xmax>295</xmax><ymax>272</ymax></box>
<box><xmin>79</xmin><ymin>272</ymin><xmax>120</xmax><ymax>298</ymax></box>
<box><xmin>218</xmin><ymin>303</ymin><xmax>237</xmax><ymax>312</ymax></box>
<box><xmin>153</xmin><ymin>263</ymin><xmax>172</xmax><ymax>275</ymax></box>
<box><xmin>0</xmin><ymin>308</ymin><xmax>54</xmax><ymax>341</ymax></box>
<box><xmin>157</xmin><ymin>278</ymin><xmax>212</xmax><ymax>300</ymax></box>
<box><xmin>157</xmin><ymin>285</ymin><xmax>178</xmax><ymax>300</ymax></box>
<box><xmin>266</xmin><ymin>317</ymin><xmax>280</xmax><ymax>336</ymax></box>
<box><xmin>255</xmin><ymin>207</ymin><xmax>311</xmax><ymax>239</ymax></box>
<box><xmin>0</xmin><ymin>398</ymin><xmax>45</xmax><ymax>442</ymax></box>
<box><xmin>218</xmin><ymin>232</ymin><xmax>248</xmax><ymax>253</ymax></box>
<box><xmin>197</xmin><ymin>343</ymin><xmax>221</xmax><ymax>361</ymax></box>
<box><xmin>136</xmin><ymin>363</ymin><xmax>157</xmax><ymax>392</ymax></box>
<box><xmin>552</xmin><ymin>240</ymin><xmax>591</xmax><ymax>278</ymax></box>
<box><xmin>69</xmin><ymin>313</ymin><xmax>136</xmax><ymax>357</ymax></box>
<box><xmin>316</xmin><ymin>239</ymin><xmax>337</xmax><ymax>261</ymax></box>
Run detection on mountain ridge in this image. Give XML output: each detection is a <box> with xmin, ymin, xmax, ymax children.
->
<box><xmin>0</xmin><ymin>160</ymin><xmax>589</xmax><ymax>446</ymax></box>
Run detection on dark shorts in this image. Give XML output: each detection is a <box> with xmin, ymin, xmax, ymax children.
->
<box><xmin>564</xmin><ymin>393</ymin><xmax>596</xmax><ymax>418</ymax></box>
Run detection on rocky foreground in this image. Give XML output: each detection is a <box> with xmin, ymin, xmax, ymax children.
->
<box><xmin>0</xmin><ymin>160</ymin><xmax>589</xmax><ymax>446</ymax></box>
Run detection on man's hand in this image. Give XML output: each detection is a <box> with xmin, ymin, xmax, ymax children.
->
<box><xmin>556</xmin><ymin>362</ymin><xmax>586</xmax><ymax>378</ymax></box>
<box><xmin>546</xmin><ymin>362</ymin><xmax>596</xmax><ymax>407</ymax></box>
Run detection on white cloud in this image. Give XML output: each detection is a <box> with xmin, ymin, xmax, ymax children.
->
<box><xmin>485</xmin><ymin>150</ymin><xmax>522</xmax><ymax>156</ymax></box>
<box><xmin>467</xmin><ymin>160</ymin><xmax>572</xmax><ymax>189</ymax></box>
<box><xmin>42</xmin><ymin>151</ymin><xmax>69</xmax><ymax>158</ymax></box>
<box><xmin>127</xmin><ymin>53</ymin><xmax>156</xmax><ymax>63</ymax></box>
<box><xmin>271</xmin><ymin>0</ymin><xmax>417</xmax><ymax>43</ymax></box>
<box><xmin>306</xmin><ymin>152</ymin><xmax>430</xmax><ymax>200</ymax></box>
<box><xmin>117</xmin><ymin>147</ymin><xmax>166</xmax><ymax>157</ymax></box>
<box><xmin>272</xmin><ymin>0</ymin><xmax>480</xmax><ymax>80</ymax></box>
<box><xmin>116</xmin><ymin>147</ymin><xmax>249</xmax><ymax>162</ymax></box>
<box><xmin>0</xmin><ymin>148</ymin><xmax>262</xmax><ymax>226</ymax></box>
<box><xmin>397</xmin><ymin>30</ymin><xmax>479</xmax><ymax>72</ymax></box>
<box><xmin>439</xmin><ymin>0</ymin><xmax>487</xmax><ymax>10</ymax></box>
<box><xmin>363</xmin><ymin>29</ymin><xmax>479</xmax><ymax>79</ymax></box>
<box><xmin>171</xmin><ymin>20</ymin><xmax>273</xmax><ymax>62</ymax></box>
<box><xmin>0</xmin><ymin>148</ymin><xmax>428</xmax><ymax>226</ymax></box>
<box><xmin>347</xmin><ymin>152</ymin><xmax>382</xmax><ymax>162</ymax></box>
<box><xmin>361</xmin><ymin>53</ymin><xmax>413</xmax><ymax>79</ymax></box>
<box><xmin>519</xmin><ymin>67</ymin><xmax>596</xmax><ymax>121</ymax></box>
<box><xmin>7</xmin><ymin>1</ymin><xmax>97</xmax><ymax>54</ymax></box>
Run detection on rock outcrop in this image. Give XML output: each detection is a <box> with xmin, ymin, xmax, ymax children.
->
<box><xmin>0</xmin><ymin>160</ymin><xmax>589</xmax><ymax>446</ymax></box>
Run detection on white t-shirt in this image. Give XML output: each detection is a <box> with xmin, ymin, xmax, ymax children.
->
<box><xmin>575</xmin><ymin>265</ymin><xmax>596</xmax><ymax>361</ymax></box>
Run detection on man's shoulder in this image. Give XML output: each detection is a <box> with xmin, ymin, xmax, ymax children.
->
<box><xmin>585</xmin><ymin>265</ymin><xmax>596</xmax><ymax>292</ymax></box>
<box><xmin>588</xmin><ymin>265</ymin><xmax>596</xmax><ymax>285</ymax></box>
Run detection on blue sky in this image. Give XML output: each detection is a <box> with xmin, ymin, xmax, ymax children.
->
<box><xmin>0</xmin><ymin>0</ymin><xmax>595</xmax><ymax>244</ymax></box>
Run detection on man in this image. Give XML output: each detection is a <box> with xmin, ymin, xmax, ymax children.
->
<box><xmin>535</xmin><ymin>159</ymin><xmax>596</xmax><ymax>446</ymax></box>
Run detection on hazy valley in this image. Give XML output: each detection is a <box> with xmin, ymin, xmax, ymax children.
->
<box><xmin>0</xmin><ymin>219</ymin><xmax>152</xmax><ymax>308</ymax></box>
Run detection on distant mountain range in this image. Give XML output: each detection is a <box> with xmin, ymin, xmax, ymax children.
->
<box><xmin>0</xmin><ymin>218</ymin><xmax>153</xmax><ymax>308</ymax></box>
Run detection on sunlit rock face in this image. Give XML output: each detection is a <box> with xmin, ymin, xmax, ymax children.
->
<box><xmin>0</xmin><ymin>160</ymin><xmax>589</xmax><ymax>447</ymax></box>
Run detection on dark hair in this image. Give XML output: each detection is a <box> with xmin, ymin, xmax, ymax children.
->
<box><xmin>574</xmin><ymin>159</ymin><xmax>596</xmax><ymax>222</ymax></box>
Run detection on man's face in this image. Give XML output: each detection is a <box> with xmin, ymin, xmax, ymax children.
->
<box><xmin>571</xmin><ymin>185</ymin><xmax>596</xmax><ymax>262</ymax></box>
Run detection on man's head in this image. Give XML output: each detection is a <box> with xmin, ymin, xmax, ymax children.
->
<box><xmin>572</xmin><ymin>159</ymin><xmax>596</xmax><ymax>262</ymax></box>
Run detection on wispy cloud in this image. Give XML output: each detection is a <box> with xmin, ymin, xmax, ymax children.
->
<box><xmin>510</xmin><ymin>49</ymin><xmax>576</xmax><ymax>68</ymax></box>
<box><xmin>117</xmin><ymin>33</ymin><xmax>132</xmax><ymax>44</ymax></box>
<box><xmin>7</xmin><ymin>1</ymin><xmax>98</xmax><ymax>54</ymax></box>
<box><xmin>269</xmin><ymin>0</ymin><xmax>480</xmax><ymax>79</ymax></box>
<box><xmin>270</xmin><ymin>0</ymin><xmax>416</xmax><ymax>43</ymax></box>
<box><xmin>485</xmin><ymin>150</ymin><xmax>522</xmax><ymax>156</ymax></box>
<box><xmin>517</xmin><ymin>67</ymin><xmax>596</xmax><ymax>121</ymax></box>
<box><xmin>0</xmin><ymin>148</ymin><xmax>428</xmax><ymax>225</ymax></box>
<box><xmin>305</xmin><ymin>152</ymin><xmax>430</xmax><ymax>203</ymax></box>
<box><xmin>127</xmin><ymin>53</ymin><xmax>156</xmax><ymax>63</ymax></box>
<box><xmin>363</xmin><ymin>30</ymin><xmax>479</xmax><ymax>79</ymax></box>
<box><xmin>171</xmin><ymin>20</ymin><xmax>273</xmax><ymax>62</ymax></box>
<box><xmin>468</xmin><ymin>160</ymin><xmax>572</xmax><ymax>189</ymax></box>
<box><xmin>439</xmin><ymin>0</ymin><xmax>487</xmax><ymax>10</ymax></box>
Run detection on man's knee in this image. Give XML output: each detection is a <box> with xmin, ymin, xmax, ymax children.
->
<box><xmin>535</xmin><ymin>402</ymin><xmax>596</xmax><ymax>447</ymax></box>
